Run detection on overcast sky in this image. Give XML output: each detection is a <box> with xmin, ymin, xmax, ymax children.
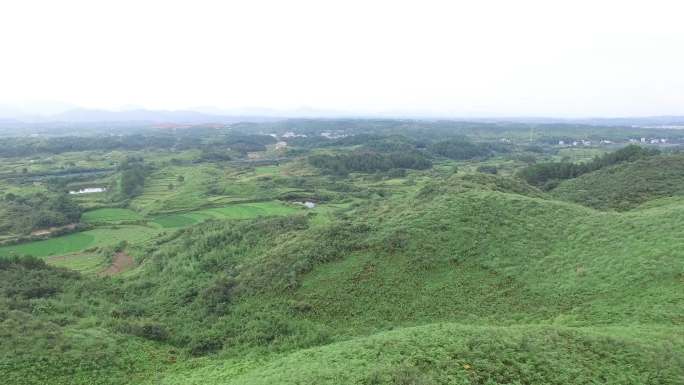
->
<box><xmin>1</xmin><ymin>0</ymin><xmax>683</xmax><ymax>117</ymax></box>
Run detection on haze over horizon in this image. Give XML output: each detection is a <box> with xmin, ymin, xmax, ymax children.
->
<box><xmin>2</xmin><ymin>0</ymin><xmax>684</xmax><ymax>118</ymax></box>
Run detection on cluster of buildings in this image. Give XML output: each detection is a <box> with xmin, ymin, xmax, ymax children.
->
<box><xmin>558</xmin><ymin>137</ymin><xmax>670</xmax><ymax>147</ymax></box>
<box><xmin>282</xmin><ymin>131</ymin><xmax>308</xmax><ymax>139</ymax></box>
<box><xmin>628</xmin><ymin>137</ymin><xmax>668</xmax><ymax>145</ymax></box>
<box><xmin>320</xmin><ymin>131</ymin><xmax>347</xmax><ymax>139</ymax></box>
<box><xmin>558</xmin><ymin>139</ymin><xmax>594</xmax><ymax>146</ymax></box>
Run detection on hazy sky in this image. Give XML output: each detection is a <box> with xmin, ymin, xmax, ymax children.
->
<box><xmin>1</xmin><ymin>0</ymin><xmax>684</xmax><ymax>117</ymax></box>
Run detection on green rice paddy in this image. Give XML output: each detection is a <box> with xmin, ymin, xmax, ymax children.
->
<box><xmin>0</xmin><ymin>225</ymin><xmax>158</xmax><ymax>258</ymax></box>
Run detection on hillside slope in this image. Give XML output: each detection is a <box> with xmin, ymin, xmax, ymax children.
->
<box><xmin>2</xmin><ymin>173</ymin><xmax>683</xmax><ymax>384</ymax></box>
<box><xmin>552</xmin><ymin>153</ymin><xmax>684</xmax><ymax>210</ymax></box>
<box><xmin>146</xmin><ymin>174</ymin><xmax>683</xmax><ymax>384</ymax></box>
<box><xmin>162</xmin><ymin>324</ymin><xmax>683</xmax><ymax>385</ymax></box>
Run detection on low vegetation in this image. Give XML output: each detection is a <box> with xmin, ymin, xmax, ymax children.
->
<box><xmin>553</xmin><ymin>153</ymin><xmax>684</xmax><ymax>210</ymax></box>
<box><xmin>309</xmin><ymin>150</ymin><xmax>432</xmax><ymax>175</ymax></box>
<box><xmin>0</xmin><ymin>121</ymin><xmax>682</xmax><ymax>384</ymax></box>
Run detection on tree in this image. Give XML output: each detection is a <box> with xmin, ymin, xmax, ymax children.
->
<box><xmin>118</xmin><ymin>157</ymin><xmax>149</xmax><ymax>198</ymax></box>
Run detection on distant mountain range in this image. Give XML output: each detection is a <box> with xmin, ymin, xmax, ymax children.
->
<box><xmin>1</xmin><ymin>103</ymin><xmax>683</xmax><ymax>127</ymax></box>
<box><xmin>0</xmin><ymin>108</ymin><xmax>279</xmax><ymax>124</ymax></box>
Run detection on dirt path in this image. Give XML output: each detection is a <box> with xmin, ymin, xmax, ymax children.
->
<box><xmin>100</xmin><ymin>252</ymin><xmax>135</xmax><ymax>276</ymax></box>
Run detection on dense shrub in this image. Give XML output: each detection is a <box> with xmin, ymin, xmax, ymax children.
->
<box><xmin>188</xmin><ymin>334</ymin><xmax>224</xmax><ymax>356</ymax></box>
<box><xmin>0</xmin><ymin>192</ymin><xmax>82</xmax><ymax>234</ymax></box>
<box><xmin>200</xmin><ymin>276</ymin><xmax>238</xmax><ymax>314</ymax></box>
<box><xmin>428</xmin><ymin>138</ymin><xmax>492</xmax><ymax>160</ymax></box>
<box><xmin>118</xmin><ymin>156</ymin><xmax>150</xmax><ymax>198</ymax></box>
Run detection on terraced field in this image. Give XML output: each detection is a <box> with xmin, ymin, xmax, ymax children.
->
<box><xmin>130</xmin><ymin>165</ymin><xmax>216</xmax><ymax>213</ymax></box>
<box><xmin>152</xmin><ymin>201</ymin><xmax>300</xmax><ymax>228</ymax></box>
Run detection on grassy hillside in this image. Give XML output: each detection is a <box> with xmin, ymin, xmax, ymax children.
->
<box><xmin>0</xmin><ymin>257</ymin><xmax>172</xmax><ymax>385</ymax></box>
<box><xmin>162</xmin><ymin>324</ymin><xmax>682</xmax><ymax>385</ymax></box>
<box><xmin>2</xmin><ymin>171</ymin><xmax>683</xmax><ymax>384</ymax></box>
<box><xmin>146</xmin><ymin>174</ymin><xmax>682</xmax><ymax>383</ymax></box>
<box><xmin>552</xmin><ymin>153</ymin><xmax>684</xmax><ymax>210</ymax></box>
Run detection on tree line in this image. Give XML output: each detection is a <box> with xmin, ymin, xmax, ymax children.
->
<box><xmin>309</xmin><ymin>150</ymin><xmax>432</xmax><ymax>175</ymax></box>
<box><xmin>518</xmin><ymin>144</ymin><xmax>660</xmax><ymax>189</ymax></box>
<box><xmin>0</xmin><ymin>192</ymin><xmax>82</xmax><ymax>235</ymax></box>
<box><xmin>0</xmin><ymin>133</ymin><xmax>278</xmax><ymax>158</ymax></box>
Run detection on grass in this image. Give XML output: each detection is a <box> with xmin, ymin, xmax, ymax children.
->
<box><xmin>46</xmin><ymin>253</ymin><xmax>107</xmax><ymax>274</ymax></box>
<box><xmin>82</xmin><ymin>208</ymin><xmax>143</xmax><ymax>223</ymax></box>
<box><xmin>254</xmin><ymin>165</ymin><xmax>280</xmax><ymax>175</ymax></box>
<box><xmin>0</xmin><ymin>232</ymin><xmax>96</xmax><ymax>257</ymax></box>
<box><xmin>155</xmin><ymin>324</ymin><xmax>682</xmax><ymax>385</ymax></box>
<box><xmin>0</xmin><ymin>225</ymin><xmax>159</xmax><ymax>258</ymax></box>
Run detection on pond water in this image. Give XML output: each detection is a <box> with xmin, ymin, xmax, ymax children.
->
<box><xmin>69</xmin><ymin>187</ymin><xmax>107</xmax><ymax>195</ymax></box>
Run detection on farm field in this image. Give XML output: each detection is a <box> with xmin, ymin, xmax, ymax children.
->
<box><xmin>0</xmin><ymin>225</ymin><xmax>158</xmax><ymax>258</ymax></box>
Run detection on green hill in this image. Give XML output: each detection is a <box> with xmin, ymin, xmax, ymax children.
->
<box><xmin>165</xmin><ymin>324</ymin><xmax>682</xmax><ymax>385</ymax></box>
<box><xmin>552</xmin><ymin>153</ymin><xmax>684</xmax><ymax>210</ymax></box>
<box><xmin>2</xmin><ymin>173</ymin><xmax>683</xmax><ymax>384</ymax></box>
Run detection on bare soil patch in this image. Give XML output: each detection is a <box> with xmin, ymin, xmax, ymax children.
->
<box><xmin>100</xmin><ymin>252</ymin><xmax>135</xmax><ymax>276</ymax></box>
